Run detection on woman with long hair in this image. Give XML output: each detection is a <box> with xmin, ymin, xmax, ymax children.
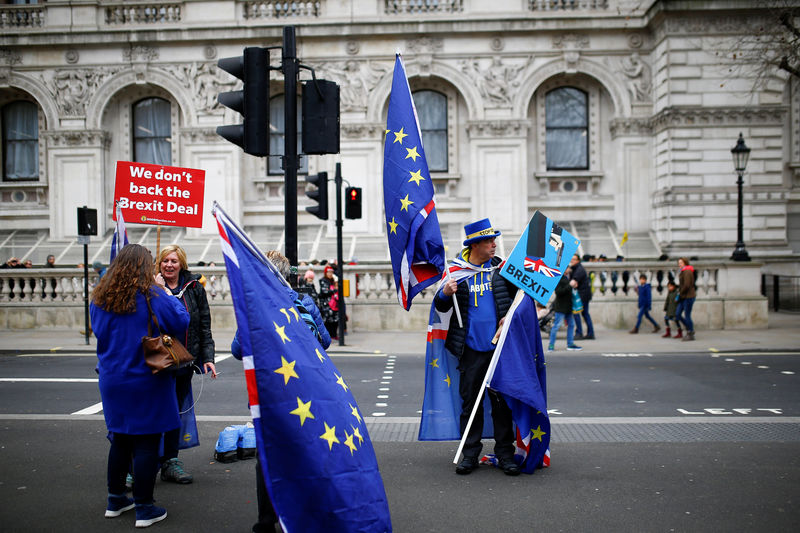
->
<box><xmin>154</xmin><ymin>244</ymin><xmax>216</xmax><ymax>484</ymax></box>
<box><xmin>90</xmin><ymin>244</ymin><xmax>189</xmax><ymax>528</ymax></box>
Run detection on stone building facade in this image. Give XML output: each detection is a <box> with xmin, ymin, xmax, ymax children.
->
<box><xmin>0</xmin><ymin>0</ymin><xmax>798</xmax><ymax>264</ymax></box>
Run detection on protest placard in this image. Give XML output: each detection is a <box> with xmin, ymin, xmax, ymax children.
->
<box><xmin>499</xmin><ymin>211</ymin><xmax>580</xmax><ymax>305</ymax></box>
<box><xmin>113</xmin><ymin>161</ymin><xmax>206</xmax><ymax>228</ymax></box>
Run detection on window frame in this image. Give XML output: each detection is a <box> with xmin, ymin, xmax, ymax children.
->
<box><xmin>1</xmin><ymin>99</ymin><xmax>40</xmax><ymax>182</ymax></box>
<box><xmin>544</xmin><ymin>86</ymin><xmax>589</xmax><ymax>171</ymax></box>
<box><xmin>411</xmin><ymin>89</ymin><xmax>449</xmax><ymax>173</ymax></box>
<box><xmin>131</xmin><ymin>96</ymin><xmax>173</xmax><ymax>166</ymax></box>
<box><xmin>268</xmin><ymin>93</ymin><xmax>307</xmax><ymax>176</ymax></box>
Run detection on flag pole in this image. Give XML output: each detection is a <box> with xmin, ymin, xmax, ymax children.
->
<box><xmin>452</xmin><ymin>290</ymin><xmax>524</xmax><ymax>464</ymax></box>
<box><xmin>156</xmin><ymin>224</ymin><xmax>161</xmax><ymax>254</ymax></box>
<box><xmin>445</xmin><ymin>267</ymin><xmax>463</xmax><ymax>328</ymax></box>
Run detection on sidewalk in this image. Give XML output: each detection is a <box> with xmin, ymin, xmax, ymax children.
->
<box><xmin>2</xmin><ymin>311</ymin><xmax>798</xmax><ymax>354</ymax></box>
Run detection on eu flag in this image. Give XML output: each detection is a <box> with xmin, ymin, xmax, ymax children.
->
<box><xmin>214</xmin><ymin>204</ymin><xmax>392</xmax><ymax>533</ymax></box>
<box><xmin>110</xmin><ymin>200</ymin><xmax>129</xmax><ymax>263</ymax></box>
<box><xmin>488</xmin><ymin>293</ymin><xmax>551</xmax><ymax>473</ymax></box>
<box><xmin>383</xmin><ymin>54</ymin><xmax>445</xmax><ymax>310</ymax></box>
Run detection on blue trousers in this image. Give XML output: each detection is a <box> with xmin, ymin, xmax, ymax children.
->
<box><xmin>107</xmin><ymin>432</ymin><xmax>161</xmax><ymax>504</ymax></box>
<box><xmin>676</xmin><ymin>297</ymin><xmax>695</xmax><ymax>332</ymax></box>
<box><xmin>573</xmin><ymin>298</ymin><xmax>595</xmax><ymax>337</ymax></box>
<box><xmin>549</xmin><ymin>312</ymin><xmax>575</xmax><ymax>347</ymax></box>
<box><xmin>635</xmin><ymin>307</ymin><xmax>659</xmax><ymax>329</ymax></box>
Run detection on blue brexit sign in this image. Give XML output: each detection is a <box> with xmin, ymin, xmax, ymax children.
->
<box><xmin>499</xmin><ymin>211</ymin><xmax>580</xmax><ymax>305</ymax></box>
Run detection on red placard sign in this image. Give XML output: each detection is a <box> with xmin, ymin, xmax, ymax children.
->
<box><xmin>114</xmin><ymin>161</ymin><xmax>206</xmax><ymax>228</ymax></box>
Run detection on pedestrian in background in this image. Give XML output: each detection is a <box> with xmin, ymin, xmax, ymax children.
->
<box><xmin>630</xmin><ymin>274</ymin><xmax>660</xmax><ymax>334</ymax></box>
<box><xmin>90</xmin><ymin>244</ymin><xmax>189</xmax><ymax>528</ymax></box>
<box><xmin>569</xmin><ymin>254</ymin><xmax>596</xmax><ymax>340</ymax></box>
<box><xmin>548</xmin><ymin>271</ymin><xmax>582</xmax><ymax>352</ymax></box>
<box><xmin>155</xmin><ymin>245</ymin><xmax>217</xmax><ymax>484</ymax></box>
<box><xmin>662</xmin><ymin>280</ymin><xmax>681</xmax><ymax>338</ymax></box>
<box><xmin>676</xmin><ymin>257</ymin><xmax>697</xmax><ymax>341</ymax></box>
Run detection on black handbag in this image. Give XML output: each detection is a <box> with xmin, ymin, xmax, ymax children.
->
<box><xmin>142</xmin><ymin>295</ymin><xmax>193</xmax><ymax>374</ymax></box>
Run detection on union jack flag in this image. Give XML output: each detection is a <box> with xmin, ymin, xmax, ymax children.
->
<box><xmin>523</xmin><ymin>256</ymin><xmax>561</xmax><ymax>278</ymax></box>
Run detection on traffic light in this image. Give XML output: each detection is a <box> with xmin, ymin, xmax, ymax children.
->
<box><xmin>306</xmin><ymin>172</ymin><xmax>328</xmax><ymax>220</ymax></box>
<box><xmin>345</xmin><ymin>186</ymin><xmax>362</xmax><ymax>219</ymax></box>
<box><xmin>216</xmin><ymin>47</ymin><xmax>270</xmax><ymax>157</ymax></box>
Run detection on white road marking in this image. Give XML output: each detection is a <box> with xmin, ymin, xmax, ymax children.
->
<box><xmin>72</xmin><ymin>402</ymin><xmax>103</xmax><ymax>415</ymax></box>
<box><xmin>0</xmin><ymin>377</ymin><xmax>97</xmax><ymax>383</ymax></box>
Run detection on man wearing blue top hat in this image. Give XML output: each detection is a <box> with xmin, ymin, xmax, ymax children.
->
<box><xmin>434</xmin><ymin>218</ymin><xmax>520</xmax><ymax>476</ymax></box>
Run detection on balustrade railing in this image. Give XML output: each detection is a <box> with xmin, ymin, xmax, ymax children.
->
<box><xmin>243</xmin><ymin>1</ymin><xmax>321</xmax><ymax>18</ymax></box>
<box><xmin>528</xmin><ymin>0</ymin><xmax>608</xmax><ymax>10</ymax></box>
<box><xmin>384</xmin><ymin>0</ymin><xmax>463</xmax><ymax>15</ymax></box>
<box><xmin>104</xmin><ymin>2</ymin><xmax>183</xmax><ymax>24</ymax></box>
<box><xmin>0</xmin><ymin>262</ymin><xmax>726</xmax><ymax>306</ymax></box>
<box><xmin>0</xmin><ymin>4</ymin><xmax>44</xmax><ymax>27</ymax></box>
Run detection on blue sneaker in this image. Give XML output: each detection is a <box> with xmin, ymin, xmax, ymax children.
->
<box><xmin>547</xmin><ymin>344</ymin><xmax>555</xmax><ymax>352</ymax></box>
<box><xmin>135</xmin><ymin>504</ymin><xmax>167</xmax><ymax>528</ymax></box>
<box><xmin>566</xmin><ymin>344</ymin><xmax>583</xmax><ymax>351</ymax></box>
<box><xmin>105</xmin><ymin>493</ymin><xmax>134</xmax><ymax>518</ymax></box>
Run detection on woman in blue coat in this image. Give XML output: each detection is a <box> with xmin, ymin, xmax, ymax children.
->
<box><xmin>90</xmin><ymin>244</ymin><xmax>189</xmax><ymax>528</ymax></box>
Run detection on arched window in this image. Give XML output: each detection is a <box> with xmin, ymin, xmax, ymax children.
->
<box><xmin>545</xmin><ymin>87</ymin><xmax>588</xmax><ymax>170</ymax></box>
<box><xmin>1</xmin><ymin>100</ymin><xmax>39</xmax><ymax>181</ymax></box>
<box><xmin>412</xmin><ymin>90</ymin><xmax>447</xmax><ymax>172</ymax></box>
<box><xmin>133</xmin><ymin>97</ymin><xmax>172</xmax><ymax>165</ymax></box>
<box><xmin>269</xmin><ymin>94</ymin><xmax>307</xmax><ymax>175</ymax></box>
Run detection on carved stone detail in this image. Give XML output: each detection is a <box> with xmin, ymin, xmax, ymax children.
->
<box><xmin>123</xmin><ymin>45</ymin><xmax>159</xmax><ymax>62</ymax></box>
<box><xmin>180</xmin><ymin>127</ymin><xmax>220</xmax><ymax>143</ymax></box>
<box><xmin>43</xmin><ymin>68</ymin><xmax>120</xmax><ymax>116</ymax></box>
<box><xmin>314</xmin><ymin>60</ymin><xmax>389</xmax><ymax>112</ymax></box>
<box><xmin>341</xmin><ymin>122</ymin><xmax>384</xmax><ymax>140</ymax></box>
<box><xmin>609</xmin><ymin>52</ymin><xmax>651</xmax><ymax>102</ymax></box>
<box><xmin>65</xmin><ymin>49</ymin><xmax>79</xmax><ymax>64</ymax></box>
<box><xmin>459</xmin><ymin>56</ymin><xmax>531</xmax><ymax>106</ymax></box>
<box><xmin>0</xmin><ymin>48</ymin><xmax>22</xmax><ymax>65</ymax></box>
<box><xmin>203</xmin><ymin>45</ymin><xmax>217</xmax><ymax>60</ymax></box>
<box><xmin>406</xmin><ymin>37</ymin><xmax>443</xmax><ymax>55</ymax></box>
<box><xmin>552</xmin><ymin>34</ymin><xmax>589</xmax><ymax>49</ymax></box>
<box><xmin>161</xmin><ymin>62</ymin><xmax>237</xmax><ymax>115</ymax></box>
<box><xmin>627</xmin><ymin>33</ymin><xmax>644</xmax><ymax>49</ymax></box>
<box><xmin>42</xmin><ymin>129</ymin><xmax>110</xmax><ymax>148</ymax></box>
<box><xmin>490</xmin><ymin>37</ymin><xmax>504</xmax><ymax>52</ymax></box>
<box><xmin>466</xmin><ymin>119</ymin><xmax>530</xmax><ymax>138</ymax></box>
<box><xmin>345</xmin><ymin>41</ymin><xmax>360</xmax><ymax>55</ymax></box>
<box><xmin>609</xmin><ymin>117</ymin><xmax>652</xmax><ymax>139</ymax></box>
<box><xmin>650</xmin><ymin>106</ymin><xmax>787</xmax><ymax>133</ymax></box>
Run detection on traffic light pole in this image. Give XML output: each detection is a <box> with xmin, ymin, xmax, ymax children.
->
<box><xmin>283</xmin><ymin>26</ymin><xmax>299</xmax><ymax>268</ymax></box>
<box><xmin>335</xmin><ymin>162</ymin><xmax>346</xmax><ymax>346</ymax></box>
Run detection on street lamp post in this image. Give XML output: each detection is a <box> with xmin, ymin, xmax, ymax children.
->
<box><xmin>730</xmin><ymin>132</ymin><xmax>751</xmax><ymax>261</ymax></box>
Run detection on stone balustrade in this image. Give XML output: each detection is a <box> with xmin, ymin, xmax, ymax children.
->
<box><xmin>0</xmin><ymin>261</ymin><xmax>768</xmax><ymax>331</ymax></box>
<box><xmin>104</xmin><ymin>2</ymin><xmax>183</xmax><ymax>24</ymax></box>
<box><xmin>0</xmin><ymin>3</ymin><xmax>44</xmax><ymax>27</ymax></box>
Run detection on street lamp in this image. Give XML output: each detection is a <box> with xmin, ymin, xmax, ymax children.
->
<box><xmin>730</xmin><ymin>132</ymin><xmax>751</xmax><ymax>261</ymax></box>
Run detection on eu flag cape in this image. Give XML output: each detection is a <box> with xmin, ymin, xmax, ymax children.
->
<box><xmin>214</xmin><ymin>204</ymin><xmax>391</xmax><ymax>533</ymax></box>
<box><xmin>487</xmin><ymin>293</ymin><xmax>550</xmax><ymax>473</ymax></box>
<box><xmin>383</xmin><ymin>54</ymin><xmax>445</xmax><ymax>310</ymax></box>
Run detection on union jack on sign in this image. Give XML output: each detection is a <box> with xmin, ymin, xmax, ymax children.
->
<box><xmin>523</xmin><ymin>256</ymin><xmax>561</xmax><ymax>278</ymax></box>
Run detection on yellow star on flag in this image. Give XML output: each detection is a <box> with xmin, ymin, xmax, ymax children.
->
<box><xmin>274</xmin><ymin>321</ymin><xmax>290</xmax><ymax>344</ymax></box>
<box><xmin>316</xmin><ymin>348</ymin><xmax>326</xmax><ymax>363</ymax></box>
<box><xmin>351</xmin><ymin>426</ymin><xmax>364</xmax><ymax>445</ymax></box>
<box><xmin>349</xmin><ymin>403</ymin><xmax>363</xmax><ymax>424</ymax></box>
<box><xmin>399</xmin><ymin>194</ymin><xmax>414</xmax><ymax>212</ymax></box>
<box><xmin>408</xmin><ymin>169</ymin><xmax>425</xmax><ymax>186</ymax></box>
<box><xmin>280</xmin><ymin>308</ymin><xmax>291</xmax><ymax>322</ymax></box>
<box><xmin>289</xmin><ymin>307</ymin><xmax>299</xmax><ymax>321</ymax></box>
<box><xmin>334</xmin><ymin>373</ymin><xmax>349</xmax><ymax>392</ymax></box>
<box><xmin>530</xmin><ymin>425</ymin><xmax>547</xmax><ymax>442</ymax></box>
<box><xmin>405</xmin><ymin>146</ymin><xmax>420</xmax><ymax>162</ymax></box>
<box><xmin>274</xmin><ymin>356</ymin><xmax>299</xmax><ymax>385</ymax></box>
<box><xmin>385</xmin><ymin>128</ymin><xmax>390</xmax><ymax>136</ymax></box>
<box><xmin>429</xmin><ymin>358</ymin><xmax>439</xmax><ymax>368</ymax></box>
<box><xmin>388</xmin><ymin>217</ymin><xmax>398</xmax><ymax>235</ymax></box>
<box><xmin>444</xmin><ymin>374</ymin><xmax>451</xmax><ymax>387</ymax></box>
<box><xmin>319</xmin><ymin>422</ymin><xmax>339</xmax><ymax>450</ymax></box>
<box><xmin>289</xmin><ymin>397</ymin><xmax>314</xmax><ymax>426</ymax></box>
<box><xmin>343</xmin><ymin>430</ymin><xmax>358</xmax><ymax>455</ymax></box>
<box><xmin>393</xmin><ymin>127</ymin><xmax>408</xmax><ymax>144</ymax></box>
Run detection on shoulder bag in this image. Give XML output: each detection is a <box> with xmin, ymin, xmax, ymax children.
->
<box><xmin>142</xmin><ymin>294</ymin><xmax>194</xmax><ymax>374</ymax></box>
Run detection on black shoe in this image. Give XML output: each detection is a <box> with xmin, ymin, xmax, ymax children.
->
<box><xmin>582</xmin><ymin>334</ymin><xmax>596</xmax><ymax>340</ymax></box>
<box><xmin>574</xmin><ymin>334</ymin><xmax>585</xmax><ymax>340</ymax></box>
<box><xmin>499</xmin><ymin>457</ymin><xmax>521</xmax><ymax>476</ymax></box>
<box><xmin>455</xmin><ymin>456</ymin><xmax>479</xmax><ymax>475</ymax></box>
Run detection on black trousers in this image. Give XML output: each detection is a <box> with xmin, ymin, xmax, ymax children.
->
<box><xmin>162</xmin><ymin>369</ymin><xmax>192</xmax><ymax>462</ymax></box>
<box><xmin>458</xmin><ymin>345</ymin><xmax>515</xmax><ymax>460</ymax></box>
<box><xmin>107</xmin><ymin>432</ymin><xmax>161</xmax><ymax>504</ymax></box>
<box><xmin>253</xmin><ymin>459</ymin><xmax>278</xmax><ymax>533</ymax></box>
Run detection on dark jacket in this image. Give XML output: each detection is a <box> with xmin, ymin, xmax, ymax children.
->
<box><xmin>552</xmin><ymin>276</ymin><xmax>573</xmax><ymax>315</ymax></box>
<box><xmin>433</xmin><ymin>255</ymin><xmax>516</xmax><ymax>357</ymax></box>
<box><xmin>663</xmin><ymin>288</ymin><xmax>679</xmax><ymax>317</ymax></box>
<box><xmin>172</xmin><ymin>270</ymin><xmax>215</xmax><ymax>370</ymax></box>
<box><xmin>678</xmin><ymin>265</ymin><xmax>696</xmax><ymax>299</ymax></box>
<box><xmin>570</xmin><ymin>262</ymin><xmax>591</xmax><ymax>302</ymax></box>
<box><xmin>637</xmin><ymin>283</ymin><xmax>652</xmax><ymax>310</ymax></box>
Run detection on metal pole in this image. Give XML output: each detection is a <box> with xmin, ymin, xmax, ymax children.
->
<box><xmin>731</xmin><ymin>170</ymin><xmax>750</xmax><ymax>261</ymax></box>
<box><xmin>773</xmin><ymin>275</ymin><xmax>779</xmax><ymax>312</ymax></box>
<box><xmin>335</xmin><ymin>162</ymin><xmax>346</xmax><ymax>346</ymax></box>
<box><xmin>283</xmin><ymin>25</ymin><xmax>298</xmax><ymax>267</ymax></box>
<box><xmin>83</xmin><ymin>243</ymin><xmax>90</xmax><ymax>345</ymax></box>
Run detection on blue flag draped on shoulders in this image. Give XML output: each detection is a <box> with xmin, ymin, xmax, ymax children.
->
<box><xmin>418</xmin><ymin>255</ymin><xmax>494</xmax><ymax>441</ymax></box>
<box><xmin>383</xmin><ymin>54</ymin><xmax>445</xmax><ymax>310</ymax></box>
<box><xmin>213</xmin><ymin>204</ymin><xmax>391</xmax><ymax>533</ymax></box>
<box><xmin>487</xmin><ymin>293</ymin><xmax>550</xmax><ymax>474</ymax></box>
<box><xmin>110</xmin><ymin>201</ymin><xmax>129</xmax><ymax>263</ymax></box>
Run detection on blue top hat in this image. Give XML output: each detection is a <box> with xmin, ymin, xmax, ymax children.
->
<box><xmin>463</xmin><ymin>218</ymin><xmax>502</xmax><ymax>246</ymax></box>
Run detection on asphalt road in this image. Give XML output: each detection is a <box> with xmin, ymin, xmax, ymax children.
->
<box><xmin>1</xmin><ymin>347</ymin><xmax>799</xmax><ymax>532</ymax></box>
